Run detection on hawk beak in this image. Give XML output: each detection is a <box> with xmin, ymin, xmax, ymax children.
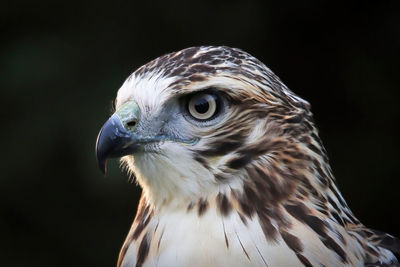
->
<box><xmin>96</xmin><ymin>101</ymin><xmax>141</xmax><ymax>175</ymax></box>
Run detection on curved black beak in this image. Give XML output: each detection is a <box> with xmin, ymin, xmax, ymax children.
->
<box><xmin>95</xmin><ymin>114</ymin><xmax>139</xmax><ymax>175</ymax></box>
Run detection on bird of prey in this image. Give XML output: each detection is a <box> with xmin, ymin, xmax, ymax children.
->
<box><xmin>96</xmin><ymin>46</ymin><xmax>399</xmax><ymax>267</ymax></box>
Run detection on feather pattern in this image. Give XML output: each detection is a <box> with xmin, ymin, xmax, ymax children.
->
<box><xmin>105</xmin><ymin>46</ymin><xmax>400</xmax><ymax>266</ymax></box>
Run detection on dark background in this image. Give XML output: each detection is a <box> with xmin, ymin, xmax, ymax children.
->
<box><xmin>1</xmin><ymin>0</ymin><xmax>399</xmax><ymax>266</ymax></box>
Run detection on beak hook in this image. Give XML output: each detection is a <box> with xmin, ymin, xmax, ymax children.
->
<box><xmin>95</xmin><ymin>114</ymin><xmax>139</xmax><ymax>175</ymax></box>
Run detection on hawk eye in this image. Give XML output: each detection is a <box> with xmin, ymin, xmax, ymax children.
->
<box><xmin>188</xmin><ymin>93</ymin><xmax>219</xmax><ymax>120</ymax></box>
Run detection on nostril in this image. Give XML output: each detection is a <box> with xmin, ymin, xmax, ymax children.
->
<box><xmin>126</xmin><ymin>120</ymin><xmax>137</xmax><ymax>128</ymax></box>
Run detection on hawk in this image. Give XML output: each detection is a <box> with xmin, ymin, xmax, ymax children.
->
<box><xmin>96</xmin><ymin>46</ymin><xmax>399</xmax><ymax>266</ymax></box>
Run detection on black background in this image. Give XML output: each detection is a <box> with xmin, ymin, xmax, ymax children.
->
<box><xmin>1</xmin><ymin>0</ymin><xmax>399</xmax><ymax>266</ymax></box>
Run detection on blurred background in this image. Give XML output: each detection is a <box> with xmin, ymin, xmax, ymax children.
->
<box><xmin>1</xmin><ymin>0</ymin><xmax>399</xmax><ymax>266</ymax></box>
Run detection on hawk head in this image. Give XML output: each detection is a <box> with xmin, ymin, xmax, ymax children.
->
<box><xmin>96</xmin><ymin>46</ymin><xmax>318</xmax><ymax>210</ymax></box>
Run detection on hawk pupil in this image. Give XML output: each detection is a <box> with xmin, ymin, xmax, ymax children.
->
<box><xmin>195</xmin><ymin>98</ymin><xmax>209</xmax><ymax>114</ymax></box>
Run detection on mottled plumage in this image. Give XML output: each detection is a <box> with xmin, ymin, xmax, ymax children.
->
<box><xmin>96</xmin><ymin>46</ymin><xmax>400</xmax><ymax>267</ymax></box>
